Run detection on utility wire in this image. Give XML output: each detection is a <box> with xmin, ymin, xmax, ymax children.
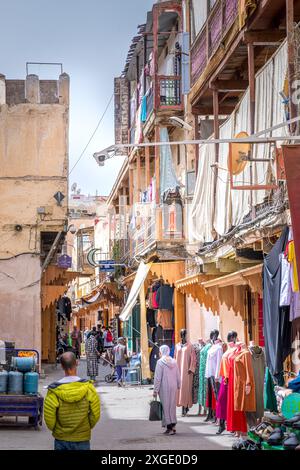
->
<box><xmin>69</xmin><ymin>92</ymin><xmax>114</xmax><ymax>176</ymax></box>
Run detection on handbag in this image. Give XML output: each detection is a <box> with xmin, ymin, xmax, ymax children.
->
<box><xmin>149</xmin><ymin>398</ymin><xmax>163</xmax><ymax>421</ymax></box>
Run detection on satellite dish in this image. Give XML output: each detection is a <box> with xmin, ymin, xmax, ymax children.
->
<box><xmin>71</xmin><ymin>183</ymin><xmax>77</xmax><ymax>193</ymax></box>
<box><xmin>228</xmin><ymin>131</ymin><xmax>250</xmax><ymax>176</ymax></box>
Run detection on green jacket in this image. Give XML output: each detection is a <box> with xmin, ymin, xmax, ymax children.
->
<box><xmin>44</xmin><ymin>379</ymin><xmax>100</xmax><ymax>442</ymax></box>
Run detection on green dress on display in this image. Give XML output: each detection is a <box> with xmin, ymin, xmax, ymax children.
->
<box><xmin>264</xmin><ymin>367</ymin><xmax>278</xmax><ymax>413</ymax></box>
<box><xmin>198</xmin><ymin>343</ymin><xmax>212</xmax><ymax>407</ymax></box>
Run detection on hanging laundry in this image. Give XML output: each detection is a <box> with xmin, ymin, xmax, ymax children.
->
<box><xmin>263</xmin><ymin>226</ymin><xmax>291</xmax><ymax>383</ymax></box>
<box><xmin>279</xmin><ymin>253</ymin><xmax>292</xmax><ymax>307</ymax></box>
<box><xmin>156</xmin><ymin>284</ymin><xmax>174</xmax><ymax>311</ymax></box>
<box><xmin>287</xmin><ymin>240</ymin><xmax>299</xmax><ymax>292</ymax></box>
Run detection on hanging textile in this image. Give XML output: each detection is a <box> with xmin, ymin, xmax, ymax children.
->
<box><xmin>192</xmin><ymin>343</ymin><xmax>201</xmax><ymax>405</ymax></box>
<box><xmin>264</xmin><ymin>367</ymin><xmax>278</xmax><ymax>413</ymax></box>
<box><xmin>246</xmin><ymin>346</ymin><xmax>265</xmax><ymax>427</ymax></box>
<box><xmin>175</xmin><ymin>342</ymin><xmax>196</xmax><ymax>408</ymax></box>
<box><xmin>239</xmin><ymin>0</ymin><xmax>257</xmax><ymax>30</ymax></box>
<box><xmin>159</xmin><ymin>127</ymin><xmax>180</xmax><ymax>203</ymax></box>
<box><xmin>226</xmin><ymin>347</ymin><xmax>247</xmax><ymax>433</ymax></box>
<box><xmin>234</xmin><ymin>349</ymin><xmax>256</xmax><ymax>412</ymax></box>
<box><xmin>263</xmin><ymin>226</ymin><xmax>291</xmax><ymax>383</ymax></box>
<box><xmin>189</xmin><ymin>42</ymin><xmax>288</xmax><ymax>245</ymax></box>
<box><xmin>216</xmin><ymin>343</ymin><xmax>237</xmax><ymax>421</ymax></box>
<box><xmin>141</xmin><ymin>95</ymin><xmax>147</xmax><ymax>123</ymax></box>
<box><xmin>198</xmin><ymin>343</ymin><xmax>211</xmax><ymax>407</ymax></box>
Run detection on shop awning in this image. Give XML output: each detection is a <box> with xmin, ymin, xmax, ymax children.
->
<box><xmin>119</xmin><ymin>261</ymin><xmax>152</xmax><ymax>322</ymax></box>
<box><xmin>201</xmin><ymin>263</ymin><xmax>263</xmax><ymax>291</ymax></box>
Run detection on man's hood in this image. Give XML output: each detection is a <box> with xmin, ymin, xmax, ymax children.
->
<box><xmin>47</xmin><ymin>380</ymin><xmax>93</xmax><ymax>403</ymax></box>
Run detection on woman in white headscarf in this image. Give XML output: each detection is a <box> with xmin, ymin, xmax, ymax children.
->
<box><xmin>153</xmin><ymin>345</ymin><xmax>181</xmax><ymax>435</ymax></box>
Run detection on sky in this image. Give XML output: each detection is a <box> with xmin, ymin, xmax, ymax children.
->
<box><xmin>0</xmin><ymin>0</ymin><xmax>154</xmax><ymax>196</ymax></box>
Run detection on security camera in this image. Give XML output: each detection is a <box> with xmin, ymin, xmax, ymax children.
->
<box><xmin>93</xmin><ymin>153</ymin><xmax>106</xmax><ymax>166</ymax></box>
<box><xmin>169</xmin><ymin>116</ymin><xmax>193</xmax><ymax>132</ymax></box>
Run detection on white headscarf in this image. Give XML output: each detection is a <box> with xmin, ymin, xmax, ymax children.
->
<box><xmin>159</xmin><ymin>345</ymin><xmax>170</xmax><ymax>357</ymax></box>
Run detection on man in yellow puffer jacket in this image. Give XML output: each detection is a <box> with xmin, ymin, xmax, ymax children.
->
<box><xmin>44</xmin><ymin>352</ymin><xmax>100</xmax><ymax>450</ymax></box>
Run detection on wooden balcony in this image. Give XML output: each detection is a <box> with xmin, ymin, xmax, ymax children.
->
<box><xmin>191</xmin><ymin>0</ymin><xmax>239</xmax><ymax>87</ymax></box>
<box><xmin>129</xmin><ymin>204</ymin><xmax>184</xmax><ymax>258</ymax></box>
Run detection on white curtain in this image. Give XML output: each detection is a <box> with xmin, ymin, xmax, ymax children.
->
<box><xmin>189</xmin><ymin>41</ymin><xmax>288</xmax><ymax>244</ymax></box>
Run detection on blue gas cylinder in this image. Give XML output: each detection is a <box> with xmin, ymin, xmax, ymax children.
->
<box><xmin>11</xmin><ymin>357</ymin><xmax>36</xmax><ymax>373</ymax></box>
<box><xmin>24</xmin><ymin>372</ymin><xmax>39</xmax><ymax>395</ymax></box>
<box><xmin>8</xmin><ymin>370</ymin><xmax>23</xmax><ymax>394</ymax></box>
<box><xmin>0</xmin><ymin>369</ymin><xmax>8</xmax><ymax>394</ymax></box>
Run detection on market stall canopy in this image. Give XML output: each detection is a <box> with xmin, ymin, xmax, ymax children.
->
<box><xmin>119</xmin><ymin>261</ymin><xmax>152</xmax><ymax>322</ymax></box>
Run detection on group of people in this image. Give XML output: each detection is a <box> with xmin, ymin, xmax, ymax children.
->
<box><xmin>84</xmin><ymin>325</ymin><xmax>114</xmax><ymax>381</ymax></box>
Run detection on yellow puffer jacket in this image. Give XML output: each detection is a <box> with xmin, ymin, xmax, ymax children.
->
<box><xmin>44</xmin><ymin>380</ymin><xmax>100</xmax><ymax>442</ymax></box>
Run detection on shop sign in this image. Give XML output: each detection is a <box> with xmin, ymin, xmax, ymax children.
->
<box><xmin>57</xmin><ymin>254</ymin><xmax>72</xmax><ymax>269</ymax></box>
<box><xmin>281</xmin><ymin>393</ymin><xmax>300</xmax><ymax>419</ymax></box>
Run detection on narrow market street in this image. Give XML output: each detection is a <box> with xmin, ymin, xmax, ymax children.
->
<box><xmin>0</xmin><ymin>360</ymin><xmax>233</xmax><ymax>451</ymax></box>
<box><xmin>2</xmin><ymin>0</ymin><xmax>300</xmax><ymax>458</ymax></box>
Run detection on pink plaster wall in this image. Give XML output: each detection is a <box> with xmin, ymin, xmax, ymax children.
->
<box><xmin>185</xmin><ymin>296</ymin><xmax>245</xmax><ymax>343</ymax></box>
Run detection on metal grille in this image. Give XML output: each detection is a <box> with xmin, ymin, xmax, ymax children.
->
<box><xmin>160</xmin><ymin>78</ymin><xmax>181</xmax><ymax>106</ymax></box>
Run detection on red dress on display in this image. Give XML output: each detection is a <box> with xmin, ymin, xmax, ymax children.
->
<box><xmin>226</xmin><ymin>348</ymin><xmax>247</xmax><ymax>433</ymax></box>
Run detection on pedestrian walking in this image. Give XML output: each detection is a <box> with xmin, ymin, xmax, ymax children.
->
<box><xmin>96</xmin><ymin>324</ymin><xmax>104</xmax><ymax>353</ymax></box>
<box><xmin>83</xmin><ymin>327</ymin><xmax>90</xmax><ymax>343</ymax></box>
<box><xmin>103</xmin><ymin>326</ymin><xmax>114</xmax><ymax>349</ymax></box>
<box><xmin>113</xmin><ymin>337</ymin><xmax>128</xmax><ymax>386</ymax></box>
<box><xmin>71</xmin><ymin>325</ymin><xmax>82</xmax><ymax>359</ymax></box>
<box><xmin>153</xmin><ymin>345</ymin><xmax>181</xmax><ymax>435</ymax></box>
<box><xmin>44</xmin><ymin>352</ymin><xmax>100</xmax><ymax>450</ymax></box>
<box><xmin>85</xmin><ymin>330</ymin><xmax>99</xmax><ymax>381</ymax></box>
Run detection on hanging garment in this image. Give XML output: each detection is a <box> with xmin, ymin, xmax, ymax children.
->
<box><xmin>216</xmin><ymin>343</ymin><xmax>237</xmax><ymax>421</ymax></box>
<box><xmin>198</xmin><ymin>343</ymin><xmax>212</xmax><ymax>407</ymax></box>
<box><xmin>263</xmin><ymin>226</ymin><xmax>291</xmax><ymax>382</ymax></box>
<box><xmin>279</xmin><ymin>253</ymin><xmax>292</xmax><ymax>307</ymax></box>
<box><xmin>175</xmin><ymin>342</ymin><xmax>196</xmax><ymax>408</ymax></box>
<box><xmin>157</xmin><ymin>309</ymin><xmax>173</xmax><ymax>330</ymax></box>
<box><xmin>264</xmin><ymin>367</ymin><xmax>278</xmax><ymax>413</ymax></box>
<box><xmin>58</xmin><ymin>296</ymin><xmax>72</xmax><ymax>321</ymax></box>
<box><xmin>287</xmin><ymin>240</ymin><xmax>299</xmax><ymax>292</ymax></box>
<box><xmin>206</xmin><ymin>377</ymin><xmax>219</xmax><ymax>411</ymax></box>
<box><xmin>246</xmin><ymin>346</ymin><xmax>266</xmax><ymax>426</ymax></box>
<box><xmin>234</xmin><ymin>349</ymin><xmax>256</xmax><ymax>412</ymax></box>
<box><xmin>149</xmin><ymin>345</ymin><xmax>160</xmax><ymax>373</ymax></box>
<box><xmin>146</xmin><ymin>309</ymin><xmax>156</xmax><ymax>327</ymax></box>
<box><xmin>216</xmin><ymin>378</ymin><xmax>228</xmax><ymax>421</ymax></box>
<box><xmin>152</xmin><ymin>325</ymin><xmax>164</xmax><ymax>344</ymax></box>
<box><xmin>192</xmin><ymin>343</ymin><xmax>201</xmax><ymax>405</ymax></box>
<box><xmin>239</xmin><ymin>0</ymin><xmax>257</xmax><ymax>29</ymax></box>
<box><xmin>290</xmin><ymin>291</ymin><xmax>300</xmax><ymax>321</ymax></box>
<box><xmin>205</xmin><ymin>342</ymin><xmax>223</xmax><ymax>381</ymax></box>
<box><xmin>292</xmin><ymin>317</ymin><xmax>300</xmax><ymax>360</ymax></box>
<box><xmin>156</xmin><ymin>285</ymin><xmax>174</xmax><ymax>311</ymax></box>
<box><xmin>226</xmin><ymin>348</ymin><xmax>247</xmax><ymax>433</ymax></box>
<box><xmin>141</xmin><ymin>95</ymin><xmax>147</xmax><ymax>122</ymax></box>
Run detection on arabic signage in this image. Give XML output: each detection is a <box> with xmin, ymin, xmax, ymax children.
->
<box><xmin>57</xmin><ymin>254</ymin><xmax>72</xmax><ymax>269</ymax></box>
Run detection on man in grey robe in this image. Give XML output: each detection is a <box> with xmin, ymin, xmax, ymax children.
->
<box><xmin>153</xmin><ymin>345</ymin><xmax>181</xmax><ymax>435</ymax></box>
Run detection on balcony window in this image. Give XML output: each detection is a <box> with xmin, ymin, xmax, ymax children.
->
<box><xmin>159</xmin><ymin>77</ymin><xmax>181</xmax><ymax>106</ymax></box>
